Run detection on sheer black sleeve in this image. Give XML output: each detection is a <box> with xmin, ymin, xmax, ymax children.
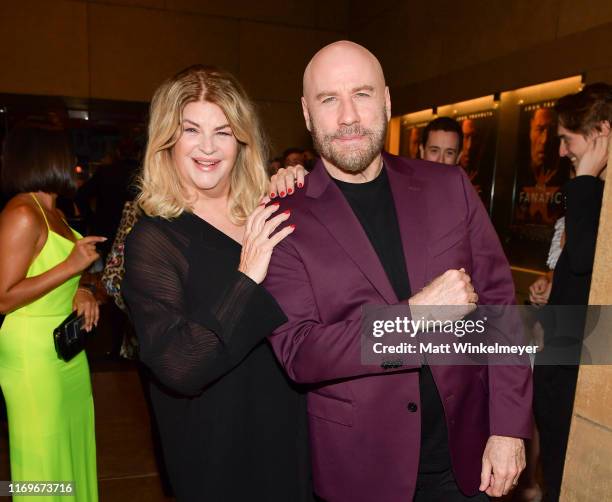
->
<box><xmin>122</xmin><ymin>217</ymin><xmax>287</xmax><ymax>396</ymax></box>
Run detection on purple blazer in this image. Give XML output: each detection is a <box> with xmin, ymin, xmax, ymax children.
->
<box><xmin>264</xmin><ymin>152</ymin><xmax>532</xmax><ymax>502</ymax></box>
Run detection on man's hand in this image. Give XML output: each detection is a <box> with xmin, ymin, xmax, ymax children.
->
<box><xmin>531</xmin><ymin>320</ymin><xmax>545</xmax><ymax>352</ymax></box>
<box><xmin>479</xmin><ymin>435</ymin><xmax>526</xmax><ymax>497</ymax></box>
<box><xmin>408</xmin><ymin>269</ymin><xmax>477</xmax><ymax>322</ymax></box>
<box><xmin>529</xmin><ymin>275</ymin><xmax>551</xmax><ymax>305</ymax></box>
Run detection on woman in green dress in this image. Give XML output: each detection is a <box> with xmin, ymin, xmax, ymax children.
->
<box><xmin>0</xmin><ymin>124</ymin><xmax>105</xmax><ymax>501</ymax></box>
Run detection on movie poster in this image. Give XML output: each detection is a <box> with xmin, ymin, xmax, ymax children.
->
<box><xmin>399</xmin><ymin>121</ymin><xmax>423</xmax><ymax>159</ymax></box>
<box><xmin>456</xmin><ymin>110</ymin><xmax>498</xmax><ymax>212</ymax></box>
<box><xmin>509</xmin><ymin>101</ymin><xmax>572</xmax><ymax>269</ymax></box>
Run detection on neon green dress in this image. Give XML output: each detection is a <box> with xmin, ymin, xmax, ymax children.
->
<box><xmin>0</xmin><ymin>196</ymin><xmax>98</xmax><ymax>501</ymax></box>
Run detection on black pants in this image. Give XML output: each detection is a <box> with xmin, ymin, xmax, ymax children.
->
<box><xmin>314</xmin><ymin>469</ymin><xmax>489</xmax><ymax>502</ymax></box>
<box><xmin>533</xmin><ymin>364</ymin><xmax>579</xmax><ymax>502</ymax></box>
<box><xmin>414</xmin><ymin>469</ymin><xmax>490</xmax><ymax>502</ymax></box>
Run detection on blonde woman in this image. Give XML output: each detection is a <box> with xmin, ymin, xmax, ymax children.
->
<box><xmin>121</xmin><ymin>66</ymin><xmax>312</xmax><ymax>502</ymax></box>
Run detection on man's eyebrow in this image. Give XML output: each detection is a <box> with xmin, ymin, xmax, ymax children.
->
<box><xmin>352</xmin><ymin>85</ymin><xmax>375</xmax><ymax>93</ymax></box>
<box><xmin>315</xmin><ymin>90</ymin><xmax>337</xmax><ymax>101</ymax></box>
<box><xmin>315</xmin><ymin>85</ymin><xmax>376</xmax><ymax>101</ymax></box>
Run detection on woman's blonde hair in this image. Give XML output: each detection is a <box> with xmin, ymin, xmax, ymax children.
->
<box><xmin>138</xmin><ymin>65</ymin><xmax>269</xmax><ymax>222</ymax></box>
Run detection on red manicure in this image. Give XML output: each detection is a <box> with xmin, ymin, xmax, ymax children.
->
<box><xmin>270</xmin><ymin>192</ymin><xmax>276</xmax><ymax>198</ymax></box>
<box><xmin>282</xmin><ymin>210</ymin><xmax>291</xmax><ymax>216</ymax></box>
<box><xmin>288</xmin><ymin>188</ymin><xmax>293</xmax><ymax>194</ymax></box>
<box><xmin>298</xmin><ymin>183</ymin><xmax>303</xmax><ymax>188</ymax></box>
<box><xmin>280</xmin><ymin>191</ymin><xmax>286</xmax><ymax>197</ymax></box>
<box><xmin>289</xmin><ymin>224</ymin><xmax>296</xmax><ymax>230</ymax></box>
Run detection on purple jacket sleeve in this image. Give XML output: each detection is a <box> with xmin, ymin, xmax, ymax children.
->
<box><xmin>264</xmin><ymin>240</ymin><xmax>417</xmax><ymax>385</ymax></box>
<box><xmin>459</xmin><ymin>169</ymin><xmax>533</xmax><ymax>439</ymax></box>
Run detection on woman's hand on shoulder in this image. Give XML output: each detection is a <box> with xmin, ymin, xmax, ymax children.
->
<box><xmin>238</xmin><ymin>202</ymin><xmax>295</xmax><ymax>284</ymax></box>
<box><xmin>268</xmin><ymin>164</ymin><xmax>308</xmax><ymax>199</ymax></box>
<box><xmin>72</xmin><ymin>287</ymin><xmax>99</xmax><ymax>332</ymax></box>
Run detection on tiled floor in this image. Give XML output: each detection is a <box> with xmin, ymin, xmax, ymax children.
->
<box><xmin>0</xmin><ymin>309</ymin><xmax>539</xmax><ymax>502</ymax></box>
<box><xmin>0</xmin><ymin>358</ymin><xmax>173</xmax><ymax>502</ymax></box>
<box><xmin>91</xmin><ymin>363</ymin><xmax>173</xmax><ymax>501</ymax></box>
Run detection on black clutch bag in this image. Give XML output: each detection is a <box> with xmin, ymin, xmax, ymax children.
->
<box><xmin>53</xmin><ymin>311</ymin><xmax>88</xmax><ymax>361</ymax></box>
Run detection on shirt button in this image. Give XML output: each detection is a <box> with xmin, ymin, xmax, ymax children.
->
<box><xmin>407</xmin><ymin>402</ymin><xmax>418</xmax><ymax>412</ymax></box>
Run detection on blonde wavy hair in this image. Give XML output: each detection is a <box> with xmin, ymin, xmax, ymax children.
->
<box><xmin>137</xmin><ymin>65</ymin><xmax>269</xmax><ymax>223</ymax></box>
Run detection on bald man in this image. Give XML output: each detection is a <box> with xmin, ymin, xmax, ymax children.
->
<box><xmin>264</xmin><ymin>41</ymin><xmax>532</xmax><ymax>502</ymax></box>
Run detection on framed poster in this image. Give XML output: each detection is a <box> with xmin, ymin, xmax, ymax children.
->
<box><xmin>508</xmin><ymin>100</ymin><xmax>572</xmax><ymax>268</ymax></box>
<box><xmin>513</xmin><ymin>101</ymin><xmax>570</xmax><ymax>225</ymax></box>
<box><xmin>456</xmin><ymin>110</ymin><xmax>498</xmax><ymax>211</ymax></box>
<box><xmin>399</xmin><ymin>122</ymin><xmax>424</xmax><ymax>159</ymax></box>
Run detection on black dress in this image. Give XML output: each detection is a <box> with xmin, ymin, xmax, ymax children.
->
<box><xmin>122</xmin><ymin>211</ymin><xmax>312</xmax><ymax>502</ymax></box>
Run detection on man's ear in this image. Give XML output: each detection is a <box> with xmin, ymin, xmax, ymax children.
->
<box><xmin>301</xmin><ymin>97</ymin><xmax>312</xmax><ymax>132</ymax></box>
<box><xmin>419</xmin><ymin>144</ymin><xmax>425</xmax><ymax>159</ymax></box>
<box><xmin>384</xmin><ymin>86</ymin><xmax>391</xmax><ymax>121</ymax></box>
<box><xmin>600</xmin><ymin>120</ymin><xmax>611</xmax><ymax>137</ymax></box>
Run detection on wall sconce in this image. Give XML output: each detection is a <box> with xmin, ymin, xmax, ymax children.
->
<box><xmin>68</xmin><ymin>109</ymin><xmax>89</xmax><ymax>121</ymax></box>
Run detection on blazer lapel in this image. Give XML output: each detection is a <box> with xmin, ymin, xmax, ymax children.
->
<box><xmin>384</xmin><ymin>153</ymin><xmax>430</xmax><ymax>294</ymax></box>
<box><xmin>306</xmin><ymin>161</ymin><xmax>398</xmax><ymax>304</ymax></box>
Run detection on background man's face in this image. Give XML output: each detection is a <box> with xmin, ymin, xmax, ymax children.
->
<box><xmin>270</xmin><ymin>159</ymin><xmax>282</xmax><ymax>173</ymax></box>
<box><xmin>529</xmin><ymin>108</ymin><xmax>555</xmax><ymax>170</ymax></box>
<box><xmin>284</xmin><ymin>152</ymin><xmax>304</xmax><ymax>167</ymax></box>
<box><xmin>421</xmin><ymin>130</ymin><xmax>461</xmax><ymax>165</ymax></box>
<box><xmin>459</xmin><ymin>119</ymin><xmax>477</xmax><ymax>170</ymax></box>
<box><xmin>558</xmin><ymin>124</ymin><xmax>589</xmax><ymax>168</ymax></box>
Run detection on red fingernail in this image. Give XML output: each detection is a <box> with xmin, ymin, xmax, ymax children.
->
<box><xmin>270</xmin><ymin>192</ymin><xmax>276</xmax><ymax>198</ymax></box>
<box><xmin>280</xmin><ymin>191</ymin><xmax>286</xmax><ymax>197</ymax></box>
<box><xmin>289</xmin><ymin>224</ymin><xmax>296</xmax><ymax>230</ymax></box>
<box><xmin>288</xmin><ymin>188</ymin><xmax>293</xmax><ymax>194</ymax></box>
<box><xmin>298</xmin><ymin>183</ymin><xmax>303</xmax><ymax>188</ymax></box>
<box><xmin>282</xmin><ymin>210</ymin><xmax>291</xmax><ymax>216</ymax></box>
<box><xmin>272</xmin><ymin>202</ymin><xmax>280</xmax><ymax>207</ymax></box>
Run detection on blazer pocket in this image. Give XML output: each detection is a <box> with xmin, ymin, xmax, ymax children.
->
<box><xmin>307</xmin><ymin>391</ymin><xmax>354</xmax><ymax>427</ymax></box>
<box><xmin>429</xmin><ymin>219</ymin><xmax>468</xmax><ymax>257</ymax></box>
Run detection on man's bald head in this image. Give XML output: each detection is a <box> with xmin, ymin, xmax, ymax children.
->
<box><xmin>300</xmin><ymin>41</ymin><xmax>391</xmax><ymax>177</ymax></box>
<box><xmin>303</xmin><ymin>41</ymin><xmax>386</xmax><ymax>99</ymax></box>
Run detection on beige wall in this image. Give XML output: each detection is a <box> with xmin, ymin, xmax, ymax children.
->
<box><xmin>561</xmin><ymin>145</ymin><xmax>612</xmax><ymax>501</ymax></box>
<box><xmin>0</xmin><ymin>0</ymin><xmax>349</xmax><ymax>155</ymax></box>
<box><xmin>4</xmin><ymin>1</ymin><xmax>612</xmax><ymax>155</ymax></box>
<box><xmin>350</xmin><ymin>0</ymin><xmax>612</xmax><ymax>114</ymax></box>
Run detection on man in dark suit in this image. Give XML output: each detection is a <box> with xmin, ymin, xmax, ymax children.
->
<box><xmin>264</xmin><ymin>41</ymin><xmax>532</xmax><ymax>502</ymax></box>
<box><xmin>534</xmin><ymin>83</ymin><xmax>609</xmax><ymax>502</ymax></box>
